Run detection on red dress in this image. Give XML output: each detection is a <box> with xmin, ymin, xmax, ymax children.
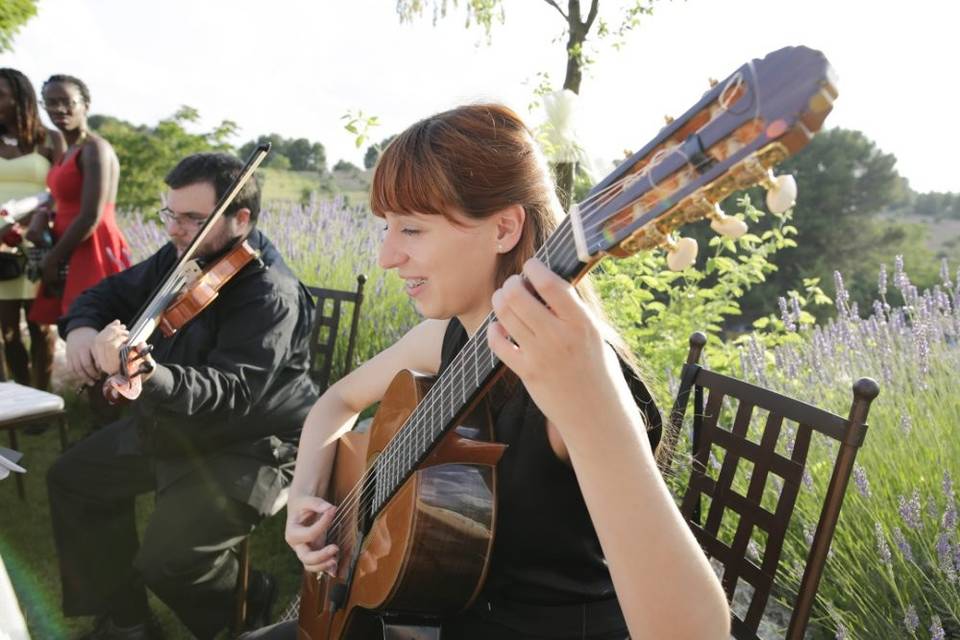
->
<box><xmin>29</xmin><ymin>147</ymin><xmax>131</xmax><ymax>324</ymax></box>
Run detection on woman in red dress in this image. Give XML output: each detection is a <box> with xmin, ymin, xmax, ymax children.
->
<box><xmin>28</xmin><ymin>74</ymin><xmax>130</xmax><ymax>326</ymax></box>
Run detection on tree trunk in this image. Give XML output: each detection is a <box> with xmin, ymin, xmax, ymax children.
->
<box><xmin>554</xmin><ymin>0</ymin><xmax>592</xmax><ymax>210</ymax></box>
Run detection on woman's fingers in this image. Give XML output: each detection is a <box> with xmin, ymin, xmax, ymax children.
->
<box><xmin>521</xmin><ymin>258</ymin><xmax>582</xmax><ymax>321</ymax></box>
<box><xmin>295</xmin><ymin>542</ymin><xmax>339</xmax><ymax>567</ymax></box>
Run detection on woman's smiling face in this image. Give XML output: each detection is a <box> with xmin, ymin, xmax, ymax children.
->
<box><xmin>378</xmin><ymin>208</ymin><xmax>501</xmax><ymax>333</ymax></box>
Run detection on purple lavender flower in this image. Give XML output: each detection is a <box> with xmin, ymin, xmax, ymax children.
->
<box><xmin>899</xmin><ymin>414</ymin><xmax>913</xmax><ymax>435</ymax></box>
<box><xmin>903</xmin><ymin>605</ymin><xmax>919</xmax><ymax>633</ymax></box>
<box><xmin>834</xmin><ymin>271</ymin><xmax>850</xmax><ymax>318</ymax></box>
<box><xmin>802</xmin><ymin>467</ymin><xmax>813</xmax><ymax>489</ymax></box>
<box><xmin>874</xmin><ymin>522</ymin><xmax>892</xmax><ymax>567</ymax></box>
<box><xmin>790</xmin><ymin>296</ymin><xmax>803</xmax><ymax>329</ymax></box>
<box><xmin>898</xmin><ymin>490</ymin><xmax>922</xmax><ymax>530</ymax></box>
<box><xmin>853</xmin><ymin>464</ymin><xmax>871</xmax><ymax>498</ymax></box>
<box><xmin>893</xmin><ymin>526</ymin><xmax>913</xmax><ymax>562</ymax></box>
<box><xmin>778</xmin><ymin>296</ymin><xmax>796</xmax><ymax>332</ymax></box>
<box><xmin>878</xmin><ymin>263</ymin><xmax>888</xmax><ymax>298</ymax></box>
<box><xmin>936</xmin><ymin>532</ymin><xmax>956</xmax><ymax>582</ymax></box>
<box><xmin>941</xmin><ymin>258</ymin><xmax>952</xmax><ymax>288</ymax></box>
<box><xmin>894</xmin><ymin>254</ymin><xmax>906</xmax><ymax>288</ymax></box>
<box><xmin>943</xmin><ymin>484</ymin><xmax>957</xmax><ymax>532</ymax></box>
<box><xmin>834</xmin><ymin>623</ymin><xmax>847</xmax><ymax>640</ymax></box>
<box><xmin>930</xmin><ymin>615</ymin><xmax>945</xmax><ymax>640</ymax></box>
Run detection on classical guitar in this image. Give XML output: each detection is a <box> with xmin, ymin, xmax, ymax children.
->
<box><xmin>298</xmin><ymin>45</ymin><xmax>838</xmax><ymax>639</ymax></box>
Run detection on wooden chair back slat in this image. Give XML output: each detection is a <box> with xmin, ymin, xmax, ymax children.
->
<box><xmin>664</xmin><ymin>332</ymin><xmax>878</xmax><ymax>640</ymax></box>
<box><xmin>306</xmin><ymin>274</ymin><xmax>367</xmax><ymax>393</ymax></box>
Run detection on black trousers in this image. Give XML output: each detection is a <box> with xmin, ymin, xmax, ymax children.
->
<box><xmin>47</xmin><ymin>419</ymin><xmax>264</xmax><ymax>639</ymax></box>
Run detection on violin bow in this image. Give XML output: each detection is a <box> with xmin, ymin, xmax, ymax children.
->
<box><xmin>104</xmin><ymin>143</ymin><xmax>271</xmax><ymax>401</ymax></box>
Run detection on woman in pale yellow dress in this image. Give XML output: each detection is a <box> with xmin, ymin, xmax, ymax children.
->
<box><xmin>0</xmin><ymin>68</ymin><xmax>63</xmax><ymax>388</ymax></box>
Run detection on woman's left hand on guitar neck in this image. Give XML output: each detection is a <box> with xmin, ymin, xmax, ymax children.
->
<box><xmin>488</xmin><ymin>257</ymin><xmax>643</xmax><ymax>452</ymax></box>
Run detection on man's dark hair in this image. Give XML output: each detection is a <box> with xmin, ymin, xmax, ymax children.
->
<box><xmin>43</xmin><ymin>74</ymin><xmax>92</xmax><ymax>106</ymax></box>
<box><xmin>164</xmin><ymin>152</ymin><xmax>261</xmax><ymax>224</ymax></box>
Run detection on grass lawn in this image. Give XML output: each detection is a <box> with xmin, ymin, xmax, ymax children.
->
<box><xmin>1</xmin><ymin>392</ymin><xmax>303</xmax><ymax>639</ymax></box>
<box><xmin>260</xmin><ymin>167</ymin><xmax>370</xmax><ymax>208</ymax></box>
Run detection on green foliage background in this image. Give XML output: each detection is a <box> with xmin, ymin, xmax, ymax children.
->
<box><xmin>90</xmin><ymin>107</ymin><xmax>237</xmax><ymax>211</ymax></box>
<box><xmin>0</xmin><ymin>0</ymin><xmax>36</xmax><ymax>52</ymax></box>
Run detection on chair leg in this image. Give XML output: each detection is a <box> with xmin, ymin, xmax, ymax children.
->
<box><xmin>58</xmin><ymin>413</ymin><xmax>69</xmax><ymax>451</ymax></box>
<box><xmin>234</xmin><ymin>537</ymin><xmax>251</xmax><ymax>632</ymax></box>
<box><xmin>7</xmin><ymin>428</ymin><xmax>24</xmax><ymax>501</ymax></box>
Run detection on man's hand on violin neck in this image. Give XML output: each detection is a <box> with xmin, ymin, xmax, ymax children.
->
<box><xmin>91</xmin><ymin>319</ymin><xmax>129</xmax><ymax>377</ymax></box>
<box><xmin>65</xmin><ymin>326</ymin><xmax>101</xmax><ymax>385</ymax></box>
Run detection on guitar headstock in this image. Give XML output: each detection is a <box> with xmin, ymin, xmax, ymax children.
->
<box><xmin>572</xmin><ymin>46</ymin><xmax>837</xmax><ymax>271</ymax></box>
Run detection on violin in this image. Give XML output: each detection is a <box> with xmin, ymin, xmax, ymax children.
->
<box><xmin>95</xmin><ymin>143</ymin><xmax>271</xmax><ymax>404</ymax></box>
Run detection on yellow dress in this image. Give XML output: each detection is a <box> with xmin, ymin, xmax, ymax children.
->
<box><xmin>0</xmin><ymin>152</ymin><xmax>50</xmax><ymax>301</ymax></box>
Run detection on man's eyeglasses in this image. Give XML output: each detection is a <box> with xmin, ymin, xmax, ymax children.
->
<box><xmin>158</xmin><ymin>207</ymin><xmax>209</xmax><ymax>230</ymax></box>
<box><xmin>39</xmin><ymin>97</ymin><xmax>83</xmax><ymax>111</ymax></box>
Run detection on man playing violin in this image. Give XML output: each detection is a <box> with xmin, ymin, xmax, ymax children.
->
<box><xmin>47</xmin><ymin>152</ymin><xmax>318</xmax><ymax>640</ymax></box>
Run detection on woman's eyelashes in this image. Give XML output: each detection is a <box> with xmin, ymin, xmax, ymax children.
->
<box><xmin>383</xmin><ymin>224</ymin><xmax>421</xmax><ymax>236</ymax></box>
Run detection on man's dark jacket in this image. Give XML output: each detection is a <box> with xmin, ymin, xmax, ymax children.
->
<box><xmin>58</xmin><ymin>229</ymin><xmax>318</xmax><ymax>510</ymax></box>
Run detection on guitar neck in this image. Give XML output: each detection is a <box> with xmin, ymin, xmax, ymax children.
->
<box><xmin>371</xmin><ymin>218</ymin><xmax>589</xmax><ymax>515</ymax></box>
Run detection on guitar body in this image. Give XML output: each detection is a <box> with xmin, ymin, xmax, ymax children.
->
<box><xmin>298</xmin><ymin>370</ymin><xmax>507</xmax><ymax>640</ymax></box>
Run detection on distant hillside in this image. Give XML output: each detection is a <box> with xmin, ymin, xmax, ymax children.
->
<box><xmin>260</xmin><ymin>167</ymin><xmax>371</xmax><ymax>206</ymax></box>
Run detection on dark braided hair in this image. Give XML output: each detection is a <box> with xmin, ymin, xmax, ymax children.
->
<box><xmin>0</xmin><ymin>68</ymin><xmax>45</xmax><ymax>153</ymax></box>
<box><xmin>42</xmin><ymin>74</ymin><xmax>91</xmax><ymax>107</ymax></box>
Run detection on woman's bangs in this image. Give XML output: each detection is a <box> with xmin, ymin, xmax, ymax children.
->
<box><xmin>369</xmin><ymin>128</ymin><xmax>458</xmax><ymax>219</ymax></box>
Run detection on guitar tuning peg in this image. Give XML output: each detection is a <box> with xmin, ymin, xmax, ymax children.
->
<box><xmin>708</xmin><ymin>77</ymin><xmax>719</xmax><ymax>88</ymax></box>
<box><xmin>665</xmin><ymin>236</ymin><xmax>698</xmax><ymax>271</ymax></box>
<box><xmin>706</xmin><ymin>202</ymin><xmax>748</xmax><ymax>239</ymax></box>
<box><xmin>664</xmin><ymin>115</ymin><xmax>675</xmax><ymax>126</ymax></box>
<box><xmin>763</xmin><ymin>171</ymin><xmax>797</xmax><ymax>214</ymax></box>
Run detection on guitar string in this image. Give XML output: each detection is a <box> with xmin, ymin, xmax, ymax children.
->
<box><xmin>321</xmin><ymin>65</ymin><xmax>763</xmax><ymax>547</ymax></box>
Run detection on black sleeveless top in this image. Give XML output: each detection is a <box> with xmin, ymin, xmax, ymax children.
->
<box><xmin>439</xmin><ymin>318</ymin><xmax>662</xmax><ymax>626</ymax></box>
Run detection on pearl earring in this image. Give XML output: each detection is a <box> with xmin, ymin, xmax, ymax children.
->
<box><xmin>497</xmin><ymin>242</ymin><xmax>503</xmax><ymax>253</ymax></box>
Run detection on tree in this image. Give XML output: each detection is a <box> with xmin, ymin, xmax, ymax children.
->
<box><xmin>333</xmin><ymin>159</ymin><xmax>360</xmax><ymax>173</ymax></box>
<box><xmin>722</xmin><ymin>128</ymin><xmax>939</xmax><ymax>323</ymax></box>
<box><xmin>0</xmin><ymin>0</ymin><xmax>36</xmax><ymax>52</ymax></box>
<box><xmin>239</xmin><ymin>134</ymin><xmax>326</xmax><ymax>173</ymax></box>
<box><xmin>364</xmin><ymin>134</ymin><xmax>397</xmax><ymax>170</ymax></box>
<box><xmin>93</xmin><ymin>107</ymin><xmax>237</xmax><ymax>211</ymax></box>
<box><xmin>396</xmin><ymin>0</ymin><xmax>663</xmax><ymax>208</ymax></box>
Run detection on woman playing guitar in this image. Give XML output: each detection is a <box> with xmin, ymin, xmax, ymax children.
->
<box><xmin>266</xmin><ymin>104</ymin><xmax>730</xmax><ymax>640</ymax></box>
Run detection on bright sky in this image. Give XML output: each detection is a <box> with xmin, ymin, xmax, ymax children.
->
<box><xmin>2</xmin><ymin>0</ymin><xmax>956</xmax><ymax>193</ymax></box>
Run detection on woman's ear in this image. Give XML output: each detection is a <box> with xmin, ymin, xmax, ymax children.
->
<box><xmin>495</xmin><ymin>204</ymin><xmax>525</xmax><ymax>253</ymax></box>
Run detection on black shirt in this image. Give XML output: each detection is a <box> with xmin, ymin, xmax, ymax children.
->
<box><xmin>439</xmin><ymin>318</ymin><xmax>661</xmax><ymax>612</ymax></box>
<box><xmin>59</xmin><ymin>229</ymin><xmax>318</xmax><ymax>458</ymax></box>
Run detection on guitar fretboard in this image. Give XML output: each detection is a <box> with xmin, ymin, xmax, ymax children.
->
<box><xmin>369</xmin><ymin>216</ymin><xmax>584</xmax><ymax>515</ymax></box>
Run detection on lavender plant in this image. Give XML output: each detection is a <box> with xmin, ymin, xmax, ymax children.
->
<box><xmin>735</xmin><ymin>257</ymin><xmax>960</xmax><ymax>639</ymax></box>
<box><xmin>117</xmin><ymin>196</ymin><xmax>421</xmax><ymax>380</ymax></box>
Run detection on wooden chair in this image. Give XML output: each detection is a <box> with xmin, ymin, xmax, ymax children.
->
<box><xmin>306</xmin><ymin>274</ymin><xmax>367</xmax><ymax>393</ymax></box>
<box><xmin>0</xmin><ymin>382</ymin><xmax>69</xmax><ymax>500</ymax></box>
<box><xmin>661</xmin><ymin>332</ymin><xmax>878</xmax><ymax>640</ymax></box>
<box><xmin>233</xmin><ymin>274</ymin><xmax>367</xmax><ymax>632</ymax></box>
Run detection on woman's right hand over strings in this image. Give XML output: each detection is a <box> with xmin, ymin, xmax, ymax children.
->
<box><xmin>285</xmin><ymin>495</ymin><xmax>339</xmax><ymax>576</ymax></box>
